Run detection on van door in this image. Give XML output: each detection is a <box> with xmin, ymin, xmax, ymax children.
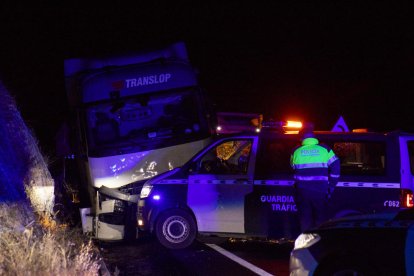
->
<box><xmin>329</xmin><ymin>137</ymin><xmax>401</xmax><ymax>215</ymax></box>
<box><xmin>187</xmin><ymin>137</ymin><xmax>257</xmax><ymax>233</ymax></box>
<box><xmin>399</xmin><ymin>136</ymin><xmax>414</xmax><ymax>190</ymax></box>
<box><xmin>247</xmin><ymin>136</ymin><xmax>300</xmax><ymax>239</ymax></box>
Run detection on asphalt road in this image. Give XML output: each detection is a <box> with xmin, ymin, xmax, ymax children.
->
<box><xmin>97</xmin><ymin>236</ymin><xmax>292</xmax><ymax>276</ymax></box>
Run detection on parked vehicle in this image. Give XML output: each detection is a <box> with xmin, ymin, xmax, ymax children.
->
<box><xmin>137</xmin><ymin>122</ymin><xmax>414</xmax><ymax>249</ymax></box>
<box><xmin>63</xmin><ymin>42</ymin><xmax>216</xmax><ymax>240</ymax></box>
<box><xmin>290</xmin><ymin>208</ymin><xmax>414</xmax><ymax>275</ymax></box>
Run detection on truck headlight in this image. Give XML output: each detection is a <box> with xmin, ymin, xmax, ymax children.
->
<box><xmin>140</xmin><ymin>185</ymin><xmax>153</xmax><ymax>198</ymax></box>
<box><xmin>293</xmin><ymin>233</ymin><xmax>321</xmax><ymax>249</ymax></box>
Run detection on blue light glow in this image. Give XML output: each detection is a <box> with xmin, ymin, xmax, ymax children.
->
<box><xmin>153</xmin><ymin>194</ymin><xmax>160</xmax><ymax>200</ymax></box>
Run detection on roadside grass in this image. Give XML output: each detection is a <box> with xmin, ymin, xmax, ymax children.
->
<box><xmin>0</xmin><ymin>81</ymin><xmax>103</xmax><ymax>275</ymax></box>
<box><xmin>0</xmin><ymin>202</ymin><xmax>102</xmax><ymax>276</ymax></box>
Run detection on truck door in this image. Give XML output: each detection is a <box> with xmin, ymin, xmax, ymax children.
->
<box><xmin>187</xmin><ymin>137</ymin><xmax>257</xmax><ymax>233</ymax></box>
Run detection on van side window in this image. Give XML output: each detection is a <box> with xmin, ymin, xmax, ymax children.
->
<box><xmin>333</xmin><ymin>142</ymin><xmax>385</xmax><ymax>176</ymax></box>
<box><xmin>255</xmin><ymin>139</ymin><xmax>299</xmax><ymax>178</ymax></box>
<box><xmin>407</xmin><ymin>141</ymin><xmax>414</xmax><ymax>174</ymax></box>
<box><xmin>198</xmin><ymin>139</ymin><xmax>252</xmax><ymax>174</ymax></box>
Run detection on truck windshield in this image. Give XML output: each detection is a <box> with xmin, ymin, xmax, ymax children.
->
<box><xmin>85</xmin><ymin>88</ymin><xmax>209</xmax><ymax>156</ymax></box>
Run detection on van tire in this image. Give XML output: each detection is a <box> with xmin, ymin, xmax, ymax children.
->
<box><xmin>155</xmin><ymin>209</ymin><xmax>196</xmax><ymax>249</ymax></box>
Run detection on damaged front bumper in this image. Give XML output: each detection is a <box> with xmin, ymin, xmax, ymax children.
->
<box><xmin>80</xmin><ymin>184</ymin><xmax>142</xmax><ymax>241</ymax></box>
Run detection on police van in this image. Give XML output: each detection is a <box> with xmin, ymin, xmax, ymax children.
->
<box><xmin>137</xmin><ymin>122</ymin><xmax>414</xmax><ymax>249</ymax></box>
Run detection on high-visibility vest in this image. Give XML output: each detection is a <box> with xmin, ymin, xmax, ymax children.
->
<box><xmin>290</xmin><ymin>137</ymin><xmax>340</xmax><ymax>182</ymax></box>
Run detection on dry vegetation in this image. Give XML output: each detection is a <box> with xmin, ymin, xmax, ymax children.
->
<box><xmin>0</xmin><ymin>203</ymin><xmax>102</xmax><ymax>276</ymax></box>
<box><xmin>0</xmin><ymin>81</ymin><xmax>103</xmax><ymax>275</ymax></box>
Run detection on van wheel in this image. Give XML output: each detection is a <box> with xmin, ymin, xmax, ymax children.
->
<box><xmin>155</xmin><ymin>209</ymin><xmax>196</xmax><ymax>249</ymax></box>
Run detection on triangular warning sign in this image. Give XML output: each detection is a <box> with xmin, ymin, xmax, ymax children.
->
<box><xmin>331</xmin><ymin>116</ymin><xmax>349</xmax><ymax>132</ymax></box>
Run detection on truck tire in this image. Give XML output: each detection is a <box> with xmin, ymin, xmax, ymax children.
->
<box><xmin>155</xmin><ymin>209</ymin><xmax>196</xmax><ymax>249</ymax></box>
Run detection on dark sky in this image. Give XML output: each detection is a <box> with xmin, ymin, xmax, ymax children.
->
<box><xmin>1</xmin><ymin>2</ymin><xmax>414</xmax><ymax>154</ymax></box>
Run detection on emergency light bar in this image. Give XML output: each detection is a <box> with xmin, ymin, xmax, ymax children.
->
<box><xmin>352</xmin><ymin>128</ymin><xmax>369</xmax><ymax>133</ymax></box>
<box><xmin>261</xmin><ymin>120</ymin><xmax>303</xmax><ymax>134</ymax></box>
<box><xmin>285</xmin><ymin>121</ymin><xmax>303</xmax><ymax>129</ymax></box>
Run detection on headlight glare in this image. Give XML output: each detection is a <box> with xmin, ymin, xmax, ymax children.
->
<box><xmin>294</xmin><ymin>233</ymin><xmax>321</xmax><ymax>249</ymax></box>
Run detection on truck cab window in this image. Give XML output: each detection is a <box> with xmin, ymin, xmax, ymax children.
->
<box><xmin>85</xmin><ymin>89</ymin><xmax>209</xmax><ymax>154</ymax></box>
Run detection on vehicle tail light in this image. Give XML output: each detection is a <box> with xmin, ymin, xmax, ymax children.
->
<box><xmin>401</xmin><ymin>189</ymin><xmax>414</xmax><ymax>208</ymax></box>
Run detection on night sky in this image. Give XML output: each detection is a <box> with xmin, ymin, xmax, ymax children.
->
<box><xmin>1</xmin><ymin>2</ymin><xmax>414</xmax><ymax>155</ymax></box>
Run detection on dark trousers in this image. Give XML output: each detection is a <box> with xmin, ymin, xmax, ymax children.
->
<box><xmin>294</xmin><ymin>181</ymin><xmax>329</xmax><ymax>232</ymax></box>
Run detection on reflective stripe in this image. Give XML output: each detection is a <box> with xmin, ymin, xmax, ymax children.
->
<box><xmin>158</xmin><ymin>179</ymin><xmax>188</xmax><ymax>184</ymax></box>
<box><xmin>293</xmin><ymin>163</ymin><xmax>328</xmax><ymax>169</ymax></box>
<box><xmin>330</xmin><ymin>174</ymin><xmax>340</xmax><ymax>178</ymax></box>
<box><xmin>336</xmin><ymin>182</ymin><xmax>400</xmax><ymax>188</ymax></box>
<box><xmin>195</xmin><ymin>179</ymin><xmax>251</xmax><ymax>185</ymax></box>
<box><xmin>157</xmin><ymin>179</ymin><xmax>400</xmax><ymax>188</ymax></box>
<box><xmin>159</xmin><ymin>179</ymin><xmax>251</xmax><ymax>185</ymax></box>
<box><xmin>161</xmin><ymin>179</ymin><xmax>294</xmax><ymax>185</ymax></box>
<box><xmin>254</xmin><ymin>180</ymin><xmax>294</xmax><ymax>186</ymax></box>
<box><xmin>294</xmin><ymin>175</ymin><xmax>329</xmax><ymax>181</ymax></box>
<box><xmin>327</xmin><ymin>155</ymin><xmax>339</xmax><ymax>166</ymax></box>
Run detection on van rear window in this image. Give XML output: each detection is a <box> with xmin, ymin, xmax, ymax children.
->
<box><xmin>255</xmin><ymin>138</ymin><xmax>386</xmax><ymax>178</ymax></box>
<box><xmin>333</xmin><ymin>142</ymin><xmax>385</xmax><ymax>176</ymax></box>
<box><xmin>407</xmin><ymin>141</ymin><xmax>414</xmax><ymax>175</ymax></box>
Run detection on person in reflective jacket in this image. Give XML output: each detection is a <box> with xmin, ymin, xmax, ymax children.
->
<box><xmin>290</xmin><ymin>128</ymin><xmax>340</xmax><ymax>232</ymax></box>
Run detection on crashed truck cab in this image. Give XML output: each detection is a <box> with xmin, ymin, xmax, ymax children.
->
<box><xmin>65</xmin><ymin>41</ymin><xmax>216</xmax><ymax>241</ymax></box>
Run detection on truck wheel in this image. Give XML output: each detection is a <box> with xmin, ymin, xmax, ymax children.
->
<box><xmin>155</xmin><ymin>209</ymin><xmax>196</xmax><ymax>249</ymax></box>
